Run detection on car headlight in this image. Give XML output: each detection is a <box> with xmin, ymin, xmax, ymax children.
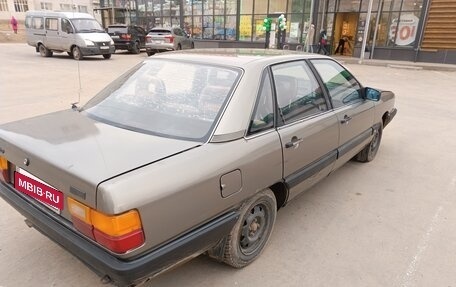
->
<box><xmin>110</xmin><ymin>39</ymin><xmax>114</xmax><ymax>45</ymax></box>
<box><xmin>84</xmin><ymin>39</ymin><xmax>95</xmax><ymax>46</ymax></box>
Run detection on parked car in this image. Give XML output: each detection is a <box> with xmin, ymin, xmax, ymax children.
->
<box><xmin>0</xmin><ymin>49</ymin><xmax>396</xmax><ymax>287</ymax></box>
<box><xmin>145</xmin><ymin>26</ymin><xmax>194</xmax><ymax>56</ymax></box>
<box><xmin>25</xmin><ymin>11</ymin><xmax>115</xmax><ymax>60</ymax></box>
<box><xmin>107</xmin><ymin>24</ymin><xmax>147</xmax><ymax>54</ymax></box>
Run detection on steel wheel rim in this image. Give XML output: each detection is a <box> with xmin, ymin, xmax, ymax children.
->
<box><xmin>239</xmin><ymin>203</ymin><xmax>269</xmax><ymax>255</ymax></box>
<box><xmin>370</xmin><ymin>128</ymin><xmax>380</xmax><ymax>153</ymax></box>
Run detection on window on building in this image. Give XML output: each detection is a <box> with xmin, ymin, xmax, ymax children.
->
<box><xmin>0</xmin><ymin>0</ymin><xmax>9</xmax><ymax>11</ymax></box>
<box><xmin>40</xmin><ymin>2</ymin><xmax>52</xmax><ymax>10</ymax></box>
<box><xmin>78</xmin><ymin>5</ymin><xmax>87</xmax><ymax>13</ymax></box>
<box><xmin>14</xmin><ymin>0</ymin><xmax>28</xmax><ymax>12</ymax></box>
<box><xmin>60</xmin><ymin>3</ymin><xmax>72</xmax><ymax>11</ymax></box>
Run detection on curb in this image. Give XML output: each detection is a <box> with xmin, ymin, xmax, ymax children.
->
<box><xmin>333</xmin><ymin>56</ymin><xmax>456</xmax><ymax>72</ymax></box>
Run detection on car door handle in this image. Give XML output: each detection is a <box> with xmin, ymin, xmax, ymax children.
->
<box><xmin>285</xmin><ymin>136</ymin><xmax>303</xmax><ymax>148</ymax></box>
<box><xmin>340</xmin><ymin>115</ymin><xmax>352</xmax><ymax>124</ymax></box>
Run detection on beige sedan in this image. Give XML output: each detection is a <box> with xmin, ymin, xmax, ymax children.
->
<box><xmin>0</xmin><ymin>49</ymin><xmax>396</xmax><ymax>286</ymax></box>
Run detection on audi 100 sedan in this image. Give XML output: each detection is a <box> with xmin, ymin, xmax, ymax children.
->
<box><xmin>0</xmin><ymin>49</ymin><xmax>396</xmax><ymax>286</ymax></box>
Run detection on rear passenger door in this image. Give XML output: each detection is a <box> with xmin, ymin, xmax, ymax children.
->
<box><xmin>310</xmin><ymin>59</ymin><xmax>374</xmax><ymax>169</ymax></box>
<box><xmin>272</xmin><ymin>61</ymin><xmax>339</xmax><ymax>201</ymax></box>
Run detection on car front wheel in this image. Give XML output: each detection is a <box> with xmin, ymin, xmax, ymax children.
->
<box><xmin>103</xmin><ymin>54</ymin><xmax>112</xmax><ymax>59</ymax></box>
<box><xmin>131</xmin><ymin>41</ymin><xmax>140</xmax><ymax>54</ymax></box>
<box><xmin>356</xmin><ymin>123</ymin><xmax>383</xmax><ymax>162</ymax></box>
<box><xmin>72</xmin><ymin>46</ymin><xmax>83</xmax><ymax>60</ymax></box>
<box><xmin>216</xmin><ymin>189</ymin><xmax>277</xmax><ymax>268</ymax></box>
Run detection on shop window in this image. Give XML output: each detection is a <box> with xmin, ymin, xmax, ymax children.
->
<box><xmin>288</xmin><ymin>13</ymin><xmax>304</xmax><ymax>43</ymax></box>
<box><xmin>288</xmin><ymin>0</ymin><xmax>304</xmax><ymax>14</ymax></box>
<box><xmin>255</xmin><ymin>0</ymin><xmax>267</xmax><ymax>14</ymax></box>
<box><xmin>240</xmin><ymin>0</ymin><xmax>253</xmax><ymax>14</ymax></box>
<box><xmin>239</xmin><ymin>15</ymin><xmax>252</xmax><ymax>41</ymax></box>
<box><xmin>226</xmin><ymin>0</ymin><xmax>237</xmax><ymax>14</ymax></box>
<box><xmin>360</xmin><ymin>0</ymin><xmax>380</xmax><ymax>12</ymax></box>
<box><xmin>269</xmin><ymin>0</ymin><xmax>285</xmax><ymax>14</ymax></box>
<box><xmin>253</xmin><ymin>14</ymin><xmax>267</xmax><ymax>42</ymax></box>
<box><xmin>193</xmin><ymin>0</ymin><xmax>202</xmax><ymax>15</ymax></box>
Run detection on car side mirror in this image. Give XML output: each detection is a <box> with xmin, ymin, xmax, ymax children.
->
<box><xmin>363</xmin><ymin>87</ymin><xmax>381</xmax><ymax>101</ymax></box>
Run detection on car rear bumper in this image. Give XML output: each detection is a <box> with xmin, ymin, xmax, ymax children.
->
<box><xmin>0</xmin><ymin>181</ymin><xmax>238</xmax><ymax>286</ymax></box>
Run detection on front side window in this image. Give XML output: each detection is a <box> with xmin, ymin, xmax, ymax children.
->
<box><xmin>272</xmin><ymin>61</ymin><xmax>328</xmax><ymax>125</ymax></box>
<box><xmin>82</xmin><ymin>60</ymin><xmax>241</xmax><ymax>142</ymax></box>
<box><xmin>311</xmin><ymin>59</ymin><xmax>362</xmax><ymax>108</ymax></box>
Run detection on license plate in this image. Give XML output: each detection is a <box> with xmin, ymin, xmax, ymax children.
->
<box><xmin>153</xmin><ymin>40</ymin><xmax>163</xmax><ymax>44</ymax></box>
<box><xmin>14</xmin><ymin>170</ymin><xmax>63</xmax><ymax>213</ymax></box>
<box><xmin>111</xmin><ymin>35</ymin><xmax>119</xmax><ymax>39</ymax></box>
<box><xmin>100</xmin><ymin>46</ymin><xmax>110</xmax><ymax>50</ymax></box>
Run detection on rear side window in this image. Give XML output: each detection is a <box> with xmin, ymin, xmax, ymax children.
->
<box><xmin>32</xmin><ymin>17</ymin><xmax>43</xmax><ymax>29</ymax></box>
<box><xmin>311</xmin><ymin>59</ymin><xmax>362</xmax><ymax>108</ymax></box>
<box><xmin>249</xmin><ymin>71</ymin><xmax>274</xmax><ymax>135</ymax></box>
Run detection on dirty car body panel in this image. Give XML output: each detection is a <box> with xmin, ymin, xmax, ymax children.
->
<box><xmin>0</xmin><ymin>49</ymin><xmax>396</xmax><ymax>286</ymax></box>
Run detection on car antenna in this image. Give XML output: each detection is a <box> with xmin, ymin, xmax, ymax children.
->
<box><xmin>70</xmin><ymin>5</ymin><xmax>82</xmax><ymax>111</ymax></box>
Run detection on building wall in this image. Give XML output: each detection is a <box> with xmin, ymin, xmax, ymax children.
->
<box><xmin>0</xmin><ymin>0</ymin><xmax>96</xmax><ymax>21</ymax></box>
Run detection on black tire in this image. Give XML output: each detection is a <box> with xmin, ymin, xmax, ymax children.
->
<box><xmin>131</xmin><ymin>41</ymin><xmax>140</xmax><ymax>54</ymax></box>
<box><xmin>146</xmin><ymin>51</ymin><xmax>154</xmax><ymax>56</ymax></box>
<box><xmin>219</xmin><ymin>189</ymin><xmax>277</xmax><ymax>268</ymax></box>
<box><xmin>72</xmin><ymin>46</ymin><xmax>83</xmax><ymax>60</ymax></box>
<box><xmin>355</xmin><ymin>123</ymin><xmax>383</xmax><ymax>162</ymax></box>
<box><xmin>103</xmin><ymin>54</ymin><xmax>112</xmax><ymax>59</ymax></box>
<box><xmin>39</xmin><ymin>44</ymin><xmax>52</xmax><ymax>57</ymax></box>
<box><xmin>67</xmin><ymin>51</ymin><xmax>73</xmax><ymax>57</ymax></box>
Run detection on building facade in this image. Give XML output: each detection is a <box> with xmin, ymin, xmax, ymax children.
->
<box><xmin>0</xmin><ymin>0</ymin><xmax>96</xmax><ymax>21</ymax></box>
<box><xmin>1</xmin><ymin>0</ymin><xmax>455</xmax><ymax>64</ymax></box>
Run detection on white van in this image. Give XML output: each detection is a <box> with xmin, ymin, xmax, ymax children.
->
<box><xmin>25</xmin><ymin>11</ymin><xmax>115</xmax><ymax>60</ymax></box>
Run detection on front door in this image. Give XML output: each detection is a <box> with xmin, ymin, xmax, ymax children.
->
<box><xmin>271</xmin><ymin>60</ymin><xmax>339</xmax><ymax>201</ymax></box>
<box><xmin>310</xmin><ymin>59</ymin><xmax>374</xmax><ymax>169</ymax></box>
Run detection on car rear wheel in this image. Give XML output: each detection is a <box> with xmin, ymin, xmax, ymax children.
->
<box><xmin>72</xmin><ymin>46</ymin><xmax>83</xmax><ymax>60</ymax></box>
<box><xmin>131</xmin><ymin>41</ymin><xmax>140</xmax><ymax>54</ymax></box>
<box><xmin>39</xmin><ymin>44</ymin><xmax>52</xmax><ymax>57</ymax></box>
<box><xmin>103</xmin><ymin>54</ymin><xmax>112</xmax><ymax>59</ymax></box>
<box><xmin>214</xmin><ymin>189</ymin><xmax>276</xmax><ymax>268</ymax></box>
<box><xmin>146</xmin><ymin>51</ymin><xmax>155</xmax><ymax>56</ymax></box>
<box><xmin>355</xmin><ymin>123</ymin><xmax>383</xmax><ymax>162</ymax></box>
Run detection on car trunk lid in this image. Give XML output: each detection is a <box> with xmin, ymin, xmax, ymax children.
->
<box><xmin>0</xmin><ymin>109</ymin><xmax>200</xmax><ymax>218</ymax></box>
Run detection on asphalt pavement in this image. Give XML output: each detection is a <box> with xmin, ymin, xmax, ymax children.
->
<box><xmin>1</xmin><ymin>44</ymin><xmax>456</xmax><ymax>287</ymax></box>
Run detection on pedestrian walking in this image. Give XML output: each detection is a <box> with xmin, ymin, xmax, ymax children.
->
<box><xmin>317</xmin><ymin>30</ymin><xmax>328</xmax><ymax>55</ymax></box>
<box><xmin>10</xmin><ymin>16</ymin><xmax>18</xmax><ymax>34</ymax></box>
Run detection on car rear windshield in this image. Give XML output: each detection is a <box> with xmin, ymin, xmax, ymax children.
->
<box><xmin>108</xmin><ymin>26</ymin><xmax>128</xmax><ymax>33</ymax></box>
<box><xmin>81</xmin><ymin>59</ymin><xmax>241</xmax><ymax>142</ymax></box>
<box><xmin>149</xmin><ymin>29</ymin><xmax>171</xmax><ymax>34</ymax></box>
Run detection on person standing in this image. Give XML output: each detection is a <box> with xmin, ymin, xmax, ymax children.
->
<box><xmin>317</xmin><ymin>30</ymin><xmax>329</xmax><ymax>55</ymax></box>
<box><xmin>10</xmin><ymin>16</ymin><xmax>18</xmax><ymax>34</ymax></box>
<box><xmin>334</xmin><ymin>36</ymin><xmax>347</xmax><ymax>55</ymax></box>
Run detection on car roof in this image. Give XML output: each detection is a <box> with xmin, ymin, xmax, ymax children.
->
<box><xmin>148</xmin><ymin>48</ymin><xmax>331</xmax><ymax>68</ymax></box>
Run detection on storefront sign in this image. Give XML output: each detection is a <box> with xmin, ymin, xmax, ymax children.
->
<box><xmin>389</xmin><ymin>14</ymin><xmax>419</xmax><ymax>46</ymax></box>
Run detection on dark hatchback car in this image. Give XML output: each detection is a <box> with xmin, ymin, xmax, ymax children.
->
<box><xmin>107</xmin><ymin>24</ymin><xmax>147</xmax><ymax>54</ymax></box>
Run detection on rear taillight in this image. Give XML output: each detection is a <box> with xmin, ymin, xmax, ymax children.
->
<box><xmin>68</xmin><ymin>198</ymin><xmax>144</xmax><ymax>253</ymax></box>
<box><xmin>145</xmin><ymin>35</ymin><xmax>152</xmax><ymax>43</ymax></box>
<box><xmin>0</xmin><ymin>156</ymin><xmax>10</xmax><ymax>183</ymax></box>
<box><xmin>165</xmin><ymin>35</ymin><xmax>174</xmax><ymax>43</ymax></box>
<box><xmin>121</xmin><ymin>33</ymin><xmax>131</xmax><ymax>40</ymax></box>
